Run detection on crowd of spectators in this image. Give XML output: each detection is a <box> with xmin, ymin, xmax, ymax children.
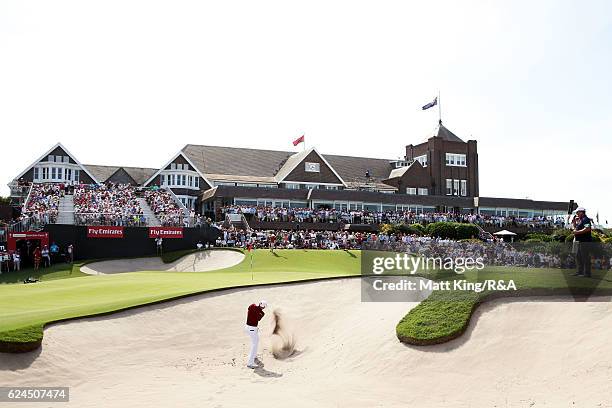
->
<box><xmin>221</xmin><ymin>205</ymin><xmax>566</xmax><ymax>229</ymax></box>
<box><xmin>144</xmin><ymin>189</ymin><xmax>186</xmax><ymax>227</ymax></box>
<box><xmin>74</xmin><ymin>183</ymin><xmax>145</xmax><ymax>226</ymax></box>
<box><xmin>216</xmin><ymin>227</ymin><xmax>610</xmax><ymax>270</ymax></box>
<box><xmin>17</xmin><ymin>183</ymin><xmax>62</xmax><ymax>227</ymax></box>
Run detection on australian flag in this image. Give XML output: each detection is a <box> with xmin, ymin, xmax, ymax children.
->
<box><xmin>422</xmin><ymin>97</ymin><xmax>438</xmax><ymax>110</ymax></box>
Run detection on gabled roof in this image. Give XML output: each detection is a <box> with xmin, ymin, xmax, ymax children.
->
<box><xmin>385</xmin><ymin>160</ymin><xmax>423</xmax><ymax>180</ymax></box>
<box><xmin>14</xmin><ymin>142</ymin><xmax>100</xmax><ymax>183</ymax></box>
<box><xmin>324</xmin><ymin>153</ymin><xmax>396</xmax><ymax>190</ymax></box>
<box><xmin>143</xmin><ymin>150</ymin><xmax>213</xmax><ymax>188</ymax></box>
<box><xmin>181</xmin><ymin>144</ymin><xmax>395</xmax><ymax>190</ymax></box>
<box><xmin>274</xmin><ymin>147</ymin><xmax>347</xmax><ymax>186</ymax></box>
<box><xmin>423</xmin><ymin>122</ymin><xmax>465</xmax><ymax>143</ymax></box>
<box><xmin>182</xmin><ymin>144</ymin><xmax>291</xmax><ymax>178</ymax></box>
<box><xmin>84</xmin><ymin>165</ymin><xmax>157</xmax><ymax>185</ymax></box>
<box><xmin>274</xmin><ymin>149</ymin><xmax>313</xmax><ymax>182</ymax></box>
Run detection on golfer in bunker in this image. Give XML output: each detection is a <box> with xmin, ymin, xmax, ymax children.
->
<box><xmin>245</xmin><ymin>300</ymin><xmax>267</xmax><ymax>368</ymax></box>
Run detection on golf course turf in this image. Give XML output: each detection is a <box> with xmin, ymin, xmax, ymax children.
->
<box><xmin>0</xmin><ymin>249</ymin><xmax>362</xmax><ymax>352</ymax></box>
<box><xmin>1</xmin><ymin>249</ymin><xmax>611</xmax><ymax>353</ymax></box>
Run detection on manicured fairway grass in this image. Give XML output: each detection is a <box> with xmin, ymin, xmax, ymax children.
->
<box><xmin>0</xmin><ymin>249</ymin><xmax>361</xmax><ymax>350</ymax></box>
<box><xmin>0</xmin><ymin>262</ymin><xmax>87</xmax><ymax>284</ymax></box>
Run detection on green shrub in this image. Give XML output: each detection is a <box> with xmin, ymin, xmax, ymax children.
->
<box><xmin>380</xmin><ymin>223</ymin><xmax>425</xmax><ymax>236</ymax></box>
<box><xmin>426</xmin><ymin>222</ymin><xmax>456</xmax><ymax>239</ymax></box>
<box><xmin>455</xmin><ymin>223</ymin><xmax>480</xmax><ymax>240</ymax></box>
<box><xmin>524</xmin><ymin>233</ymin><xmax>554</xmax><ymax>242</ymax></box>
<box><xmin>425</xmin><ymin>222</ymin><xmax>479</xmax><ymax>240</ymax></box>
<box><xmin>551</xmin><ymin>228</ymin><xmax>572</xmax><ymax>242</ymax></box>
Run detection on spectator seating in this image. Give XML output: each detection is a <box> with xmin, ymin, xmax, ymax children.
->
<box><xmin>74</xmin><ymin>183</ymin><xmax>145</xmax><ymax>226</ymax></box>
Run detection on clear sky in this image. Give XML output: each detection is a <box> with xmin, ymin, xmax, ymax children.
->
<box><xmin>1</xmin><ymin>0</ymin><xmax>611</xmax><ymax>223</ymax></box>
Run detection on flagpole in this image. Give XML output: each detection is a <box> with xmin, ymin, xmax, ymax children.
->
<box><xmin>438</xmin><ymin>90</ymin><xmax>442</xmax><ymax>124</ymax></box>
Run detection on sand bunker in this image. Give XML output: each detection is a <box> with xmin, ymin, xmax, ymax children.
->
<box><xmin>80</xmin><ymin>249</ymin><xmax>244</xmax><ymax>274</ymax></box>
<box><xmin>1</xmin><ymin>279</ymin><xmax>611</xmax><ymax>407</ymax></box>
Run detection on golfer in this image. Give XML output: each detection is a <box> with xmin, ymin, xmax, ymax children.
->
<box><xmin>245</xmin><ymin>300</ymin><xmax>267</xmax><ymax>368</ymax></box>
<box><xmin>572</xmin><ymin>207</ymin><xmax>592</xmax><ymax>277</ymax></box>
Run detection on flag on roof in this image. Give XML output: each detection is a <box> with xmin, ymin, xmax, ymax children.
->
<box><xmin>292</xmin><ymin>134</ymin><xmax>305</xmax><ymax>146</ymax></box>
<box><xmin>422</xmin><ymin>97</ymin><xmax>438</xmax><ymax>110</ymax></box>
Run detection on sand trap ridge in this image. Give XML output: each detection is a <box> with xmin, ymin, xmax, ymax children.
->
<box><xmin>80</xmin><ymin>249</ymin><xmax>244</xmax><ymax>274</ymax></box>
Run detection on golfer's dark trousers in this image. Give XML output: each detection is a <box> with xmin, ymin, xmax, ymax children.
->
<box><xmin>576</xmin><ymin>243</ymin><xmax>592</xmax><ymax>277</ymax></box>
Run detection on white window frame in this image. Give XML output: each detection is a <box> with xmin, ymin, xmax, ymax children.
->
<box><xmin>414</xmin><ymin>154</ymin><xmax>428</xmax><ymax>167</ymax></box>
<box><xmin>446</xmin><ymin>179</ymin><xmax>453</xmax><ymax>195</ymax></box>
<box><xmin>418</xmin><ymin>188</ymin><xmax>428</xmax><ymax>195</ymax></box>
<box><xmin>460</xmin><ymin>180</ymin><xmax>467</xmax><ymax>196</ymax></box>
<box><xmin>406</xmin><ymin>187</ymin><xmax>417</xmax><ymax>195</ymax></box>
<box><xmin>446</xmin><ymin>153</ymin><xmax>467</xmax><ymax>167</ymax></box>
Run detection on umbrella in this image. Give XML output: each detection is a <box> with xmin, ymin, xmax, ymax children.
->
<box><xmin>493</xmin><ymin>229</ymin><xmax>517</xmax><ymax>236</ymax></box>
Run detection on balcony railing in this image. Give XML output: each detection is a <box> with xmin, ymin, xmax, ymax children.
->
<box><xmin>74</xmin><ymin>213</ymin><xmax>149</xmax><ymax>227</ymax></box>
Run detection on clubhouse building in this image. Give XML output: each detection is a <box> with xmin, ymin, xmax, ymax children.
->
<box><xmin>9</xmin><ymin>122</ymin><xmax>572</xmax><ymax>220</ymax></box>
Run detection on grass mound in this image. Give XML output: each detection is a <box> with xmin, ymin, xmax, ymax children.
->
<box><xmin>396</xmin><ymin>267</ymin><xmax>612</xmax><ymax>346</ymax></box>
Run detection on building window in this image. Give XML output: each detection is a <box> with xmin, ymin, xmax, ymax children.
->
<box><xmin>406</xmin><ymin>187</ymin><xmax>417</xmax><ymax>195</ymax></box>
<box><xmin>460</xmin><ymin>180</ymin><xmax>467</xmax><ymax>196</ymax></box>
<box><xmin>445</xmin><ymin>153</ymin><xmax>466</xmax><ymax>167</ymax></box>
<box><xmin>414</xmin><ymin>155</ymin><xmax>428</xmax><ymax>167</ymax></box>
<box><xmin>418</xmin><ymin>188</ymin><xmax>428</xmax><ymax>195</ymax></box>
<box><xmin>305</xmin><ymin>184</ymin><xmax>319</xmax><ymax>189</ymax></box>
<box><xmin>33</xmin><ymin>167</ymin><xmax>39</xmax><ymax>180</ymax></box>
<box><xmin>285</xmin><ymin>183</ymin><xmax>300</xmax><ymax>189</ymax></box>
<box><xmin>74</xmin><ymin>169</ymin><xmax>80</xmax><ymax>182</ymax></box>
<box><xmin>304</xmin><ymin>162</ymin><xmax>320</xmax><ymax>172</ymax></box>
<box><xmin>325</xmin><ymin>185</ymin><xmax>338</xmax><ymax>190</ymax></box>
<box><xmin>453</xmin><ymin>179</ymin><xmax>460</xmax><ymax>196</ymax></box>
<box><xmin>446</xmin><ymin>179</ymin><xmax>453</xmax><ymax>195</ymax></box>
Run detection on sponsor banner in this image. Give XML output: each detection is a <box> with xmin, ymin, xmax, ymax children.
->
<box><xmin>9</xmin><ymin>232</ymin><xmax>49</xmax><ymax>240</ymax></box>
<box><xmin>149</xmin><ymin>227</ymin><xmax>183</xmax><ymax>239</ymax></box>
<box><xmin>87</xmin><ymin>226</ymin><xmax>124</xmax><ymax>238</ymax></box>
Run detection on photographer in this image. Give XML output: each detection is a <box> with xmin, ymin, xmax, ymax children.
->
<box><xmin>572</xmin><ymin>207</ymin><xmax>592</xmax><ymax>278</ymax></box>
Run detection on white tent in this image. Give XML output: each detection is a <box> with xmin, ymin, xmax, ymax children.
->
<box><xmin>493</xmin><ymin>230</ymin><xmax>517</xmax><ymax>236</ymax></box>
<box><xmin>493</xmin><ymin>229</ymin><xmax>517</xmax><ymax>242</ymax></box>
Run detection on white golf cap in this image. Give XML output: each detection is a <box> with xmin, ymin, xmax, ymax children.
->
<box><xmin>259</xmin><ymin>300</ymin><xmax>268</xmax><ymax>308</ymax></box>
<box><xmin>576</xmin><ymin>207</ymin><xmax>586</xmax><ymax>212</ymax></box>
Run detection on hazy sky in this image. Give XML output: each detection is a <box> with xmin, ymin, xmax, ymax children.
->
<box><xmin>1</xmin><ymin>1</ymin><xmax>611</xmax><ymax>222</ymax></box>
